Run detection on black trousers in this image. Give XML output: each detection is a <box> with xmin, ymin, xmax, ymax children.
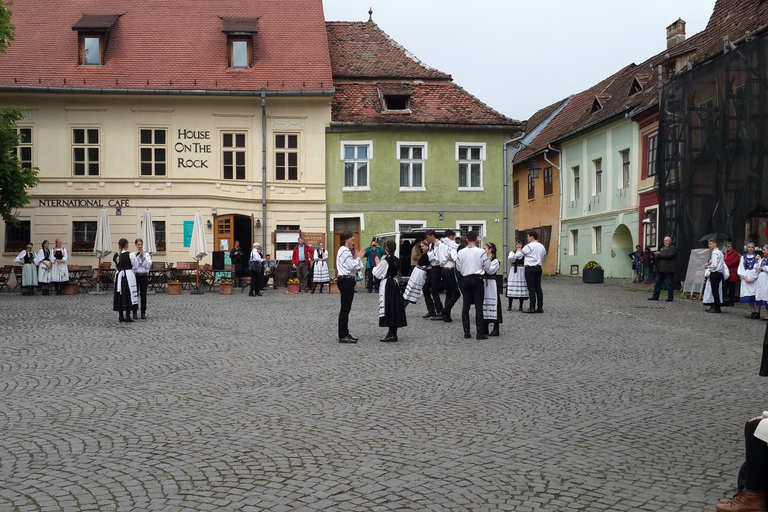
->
<box><xmin>725</xmin><ymin>279</ymin><xmax>738</xmax><ymax>306</ymax></box>
<box><xmin>441</xmin><ymin>267</ymin><xmax>460</xmax><ymax>318</ymax></box>
<box><xmin>250</xmin><ymin>268</ymin><xmax>260</xmax><ymax>295</ymax></box>
<box><xmin>133</xmin><ymin>274</ymin><xmax>148</xmax><ymax>314</ymax></box>
<box><xmin>423</xmin><ymin>267</ymin><xmax>443</xmax><ymax>315</ymax></box>
<box><xmin>461</xmin><ymin>275</ymin><xmax>485</xmax><ymax>335</ymax></box>
<box><xmin>525</xmin><ymin>266</ymin><xmax>543</xmax><ymax>310</ymax></box>
<box><xmin>709</xmin><ymin>271</ymin><xmax>723</xmax><ymax>311</ymax></box>
<box><xmin>743</xmin><ymin>418</ymin><xmax>768</xmax><ymax>492</ymax></box>
<box><xmin>337</xmin><ymin>277</ymin><xmax>356</xmax><ymax>338</ymax></box>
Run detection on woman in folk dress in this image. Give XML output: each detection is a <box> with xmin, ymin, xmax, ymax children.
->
<box><xmin>482</xmin><ymin>242</ymin><xmax>502</xmax><ymax>337</ymax></box>
<box><xmin>402</xmin><ymin>240</ymin><xmax>429</xmax><ymax>307</ymax></box>
<box><xmin>506</xmin><ymin>240</ymin><xmax>529</xmax><ymax>312</ymax></box>
<box><xmin>13</xmin><ymin>243</ymin><xmax>38</xmax><ymax>295</ymax></box>
<box><xmin>739</xmin><ymin>242</ymin><xmax>762</xmax><ymax>319</ymax></box>
<box><xmin>36</xmin><ymin>240</ymin><xmax>53</xmax><ymax>295</ymax></box>
<box><xmin>311</xmin><ymin>241</ymin><xmax>330</xmax><ymax>293</ymax></box>
<box><xmin>112</xmin><ymin>238</ymin><xmax>139</xmax><ymax>323</ymax></box>
<box><xmin>372</xmin><ymin>240</ymin><xmax>407</xmax><ymax>342</ymax></box>
<box><xmin>755</xmin><ymin>245</ymin><xmax>768</xmax><ymax>318</ymax></box>
<box><xmin>49</xmin><ymin>238</ymin><xmax>69</xmax><ymax>295</ymax></box>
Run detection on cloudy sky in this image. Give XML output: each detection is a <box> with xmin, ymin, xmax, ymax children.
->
<box><xmin>322</xmin><ymin>0</ymin><xmax>714</xmax><ymax>121</ymax></box>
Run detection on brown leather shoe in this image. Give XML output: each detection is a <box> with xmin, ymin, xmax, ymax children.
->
<box><xmin>716</xmin><ymin>490</ymin><xmax>765</xmax><ymax>511</ymax></box>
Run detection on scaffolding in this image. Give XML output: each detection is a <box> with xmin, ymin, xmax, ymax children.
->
<box><xmin>657</xmin><ymin>33</ymin><xmax>768</xmax><ymax>278</ymax></box>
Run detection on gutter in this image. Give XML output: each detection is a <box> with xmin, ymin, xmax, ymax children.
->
<box><xmin>544</xmin><ymin>143</ymin><xmax>563</xmax><ymax>275</ymax></box>
<box><xmin>261</xmin><ymin>89</ymin><xmax>268</xmax><ymax>250</ymax></box>
<box><xmin>502</xmin><ymin>130</ymin><xmax>526</xmax><ymax>275</ymax></box>
<box><xmin>0</xmin><ymin>86</ymin><xmax>335</xmax><ymax>96</ymax></box>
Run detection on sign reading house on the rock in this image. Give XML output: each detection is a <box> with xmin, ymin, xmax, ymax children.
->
<box><xmin>175</xmin><ymin>129</ymin><xmax>211</xmax><ymax>169</ymax></box>
<box><xmin>38</xmin><ymin>199</ymin><xmax>130</xmax><ymax>208</ymax></box>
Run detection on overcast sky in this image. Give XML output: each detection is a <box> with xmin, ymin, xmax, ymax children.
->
<box><xmin>322</xmin><ymin>0</ymin><xmax>714</xmax><ymax>121</ymax></box>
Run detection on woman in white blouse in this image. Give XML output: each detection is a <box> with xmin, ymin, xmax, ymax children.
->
<box><xmin>13</xmin><ymin>243</ymin><xmax>38</xmax><ymax>295</ymax></box>
<box><xmin>248</xmin><ymin>243</ymin><xmax>263</xmax><ymax>297</ymax></box>
<box><xmin>311</xmin><ymin>241</ymin><xmax>330</xmax><ymax>294</ymax></box>
<box><xmin>49</xmin><ymin>238</ymin><xmax>68</xmax><ymax>295</ymax></box>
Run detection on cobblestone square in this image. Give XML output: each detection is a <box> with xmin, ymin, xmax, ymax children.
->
<box><xmin>1</xmin><ymin>278</ymin><xmax>765</xmax><ymax>511</ymax></box>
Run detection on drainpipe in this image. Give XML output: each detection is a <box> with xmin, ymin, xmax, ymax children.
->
<box><xmin>503</xmin><ymin>130</ymin><xmax>526</xmax><ymax>275</ymax></box>
<box><xmin>261</xmin><ymin>89</ymin><xmax>267</xmax><ymax>251</ymax></box>
<box><xmin>544</xmin><ymin>143</ymin><xmax>562</xmax><ymax>274</ymax></box>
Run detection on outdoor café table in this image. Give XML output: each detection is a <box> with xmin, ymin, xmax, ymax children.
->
<box><xmin>68</xmin><ymin>268</ymin><xmax>91</xmax><ymax>292</ymax></box>
<box><xmin>148</xmin><ymin>264</ymin><xmax>169</xmax><ymax>292</ymax></box>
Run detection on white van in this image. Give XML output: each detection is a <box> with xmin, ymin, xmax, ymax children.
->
<box><xmin>373</xmin><ymin>228</ymin><xmax>447</xmax><ymax>289</ymax></box>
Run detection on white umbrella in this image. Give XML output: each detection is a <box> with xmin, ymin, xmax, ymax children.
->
<box><xmin>93</xmin><ymin>207</ymin><xmax>112</xmax><ymax>293</ymax></box>
<box><xmin>188</xmin><ymin>211</ymin><xmax>208</xmax><ymax>291</ymax></box>
<box><xmin>140</xmin><ymin>209</ymin><xmax>157</xmax><ymax>254</ymax></box>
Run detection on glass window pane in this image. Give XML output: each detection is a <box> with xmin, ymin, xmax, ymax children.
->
<box><xmin>400</xmin><ymin>147</ymin><xmax>409</xmax><ymax>160</ymax></box>
<box><xmin>458</xmin><ymin>163</ymin><xmax>467</xmax><ymax>187</ymax></box>
<box><xmin>459</xmin><ymin>147</ymin><xmax>467</xmax><ymax>160</ymax></box>
<box><xmin>276</xmin><ymin>166</ymin><xmax>285</xmax><ymax>180</ymax></box>
<box><xmin>288</xmin><ymin>166</ymin><xmax>297</xmax><ymax>181</ymax></box>
<box><xmin>236</xmin><ymin>166</ymin><xmax>245</xmax><ymax>180</ymax></box>
<box><xmin>356</xmin><ymin>146</ymin><xmax>367</xmax><ymax>159</ymax></box>
<box><xmin>235</xmin><ymin>152</ymin><xmax>245</xmax><ymax>165</ymax></box>
<box><xmin>155</xmin><ymin>163</ymin><xmax>166</xmax><ymax>176</ymax></box>
<box><xmin>88</xmin><ymin>163</ymin><xmax>99</xmax><ymax>176</ymax></box>
<box><xmin>88</xmin><ymin>147</ymin><xmax>99</xmax><ymax>162</ymax></box>
<box><xmin>19</xmin><ymin>129</ymin><xmax>31</xmax><ymax>143</ymax></box>
<box><xmin>154</xmin><ymin>130</ymin><xmax>166</xmax><ymax>144</ymax></box>
<box><xmin>412</xmin><ymin>147</ymin><xmax>422</xmax><ymax>160</ymax></box>
<box><xmin>288</xmin><ymin>135</ymin><xmax>297</xmax><ymax>148</ymax></box>
<box><xmin>412</xmin><ymin>163</ymin><xmax>422</xmax><ymax>187</ymax></box>
<box><xmin>235</xmin><ymin>134</ymin><xmax>245</xmax><ymax>147</ymax></box>
<box><xmin>470</xmin><ymin>147</ymin><xmax>480</xmax><ymax>160</ymax></box>
<box><xmin>223</xmin><ymin>152</ymin><xmax>233</xmax><ymax>166</ymax></box>
<box><xmin>276</xmin><ymin>153</ymin><xmax>285</xmax><ymax>166</ymax></box>
<box><xmin>344</xmin><ymin>146</ymin><xmax>355</xmax><ymax>159</ymax></box>
<box><xmin>87</xmin><ymin>129</ymin><xmax>99</xmax><ymax>144</ymax></box>
<box><xmin>155</xmin><ymin>148</ymin><xmax>165</xmax><ymax>162</ymax></box>
<box><xmin>275</xmin><ymin>135</ymin><xmax>285</xmax><ymax>149</ymax></box>
<box><xmin>223</xmin><ymin>166</ymin><xmax>233</xmax><ymax>180</ymax></box>
<box><xmin>288</xmin><ymin>153</ymin><xmax>297</xmax><ymax>166</ymax></box>
<box><xmin>344</xmin><ymin>163</ymin><xmax>354</xmax><ymax>187</ymax></box>
<box><xmin>73</xmin><ymin>147</ymin><xmax>85</xmax><ymax>162</ymax></box>
<box><xmin>357</xmin><ymin>163</ymin><xmax>367</xmax><ymax>187</ymax></box>
<box><xmin>84</xmin><ymin>37</ymin><xmax>100</xmax><ymax>64</ymax></box>
<box><xmin>471</xmin><ymin>164</ymin><xmax>481</xmax><ymax>187</ymax></box>
<box><xmin>140</xmin><ymin>148</ymin><xmax>152</xmax><ymax>162</ymax></box>
<box><xmin>232</xmin><ymin>40</ymin><xmax>248</xmax><ymax>67</ymax></box>
<box><xmin>141</xmin><ymin>163</ymin><xmax>152</xmax><ymax>175</ymax></box>
<box><xmin>73</xmin><ymin>129</ymin><xmax>84</xmax><ymax>144</ymax></box>
<box><xmin>140</xmin><ymin>129</ymin><xmax>152</xmax><ymax>144</ymax></box>
<box><xmin>400</xmin><ymin>163</ymin><xmax>409</xmax><ymax>187</ymax></box>
<box><xmin>223</xmin><ymin>133</ymin><xmax>232</xmax><ymax>147</ymax></box>
<box><xmin>20</xmin><ymin>147</ymin><xmax>32</xmax><ymax>161</ymax></box>
<box><xmin>74</xmin><ymin>163</ymin><xmax>85</xmax><ymax>175</ymax></box>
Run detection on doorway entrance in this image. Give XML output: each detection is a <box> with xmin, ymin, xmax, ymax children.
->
<box><xmin>214</xmin><ymin>214</ymin><xmax>253</xmax><ymax>255</ymax></box>
<box><xmin>331</xmin><ymin>217</ymin><xmax>361</xmax><ymax>264</ymax></box>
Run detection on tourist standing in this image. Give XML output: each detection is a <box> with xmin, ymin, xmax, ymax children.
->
<box><xmin>229</xmin><ymin>241</ymin><xmax>246</xmax><ymax>288</ymax></box>
<box><xmin>292</xmin><ymin>238</ymin><xmax>313</xmax><ymax>292</ymax></box>
<box><xmin>648</xmin><ymin>236</ymin><xmax>678</xmax><ymax>302</ymax></box>
<box><xmin>723</xmin><ymin>241</ymin><xmax>741</xmax><ymax>307</ymax></box>
<box><xmin>249</xmin><ymin>243</ymin><xmax>263</xmax><ymax>297</ymax></box>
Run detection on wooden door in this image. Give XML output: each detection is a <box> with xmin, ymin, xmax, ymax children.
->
<box><xmin>214</xmin><ymin>215</ymin><xmax>234</xmax><ymax>253</ymax></box>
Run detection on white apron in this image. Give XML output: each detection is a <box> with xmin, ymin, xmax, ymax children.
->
<box><xmin>403</xmin><ymin>266</ymin><xmax>427</xmax><ymax>303</ymax></box>
<box><xmin>483</xmin><ymin>277</ymin><xmax>498</xmax><ymax>320</ymax></box>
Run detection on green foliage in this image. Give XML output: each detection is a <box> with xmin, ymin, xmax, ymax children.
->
<box><xmin>0</xmin><ymin>0</ymin><xmax>14</xmax><ymax>54</ymax></box>
<box><xmin>0</xmin><ymin>107</ymin><xmax>39</xmax><ymax>225</ymax></box>
<box><xmin>584</xmin><ymin>261</ymin><xmax>602</xmax><ymax>270</ymax></box>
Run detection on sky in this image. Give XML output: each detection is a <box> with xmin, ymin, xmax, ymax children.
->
<box><xmin>322</xmin><ymin>0</ymin><xmax>715</xmax><ymax>121</ymax></box>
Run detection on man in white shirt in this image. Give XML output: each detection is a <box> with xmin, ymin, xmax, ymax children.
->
<box><xmin>336</xmin><ymin>230</ymin><xmax>365</xmax><ymax>343</ymax></box>
<box><xmin>132</xmin><ymin>238</ymin><xmax>152</xmax><ymax>320</ymax></box>
<box><xmin>422</xmin><ymin>230</ymin><xmax>443</xmax><ymax>318</ymax></box>
<box><xmin>704</xmin><ymin>238</ymin><xmax>725</xmax><ymax>313</ymax></box>
<box><xmin>455</xmin><ymin>230</ymin><xmax>490</xmax><ymax>340</ymax></box>
<box><xmin>512</xmin><ymin>230</ymin><xmax>547</xmax><ymax>313</ymax></box>
<box><xmin>435</xmin><ymin>229</ymin><xmax>460</xmax><ymax>322</ymax></box>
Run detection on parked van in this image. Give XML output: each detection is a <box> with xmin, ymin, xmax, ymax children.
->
<box><xmin>373</xmin><ymin>228</ymin><xmax>446</xmax><ymax>289</ymax></box>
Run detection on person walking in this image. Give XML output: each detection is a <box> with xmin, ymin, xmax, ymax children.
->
<box><xmin>336</xmin><ymin>230</ymin><xmax>365</xmax><ymax>343</ymax></box>
<box><xmin>248</xmin><ymin>243</ymin><xmax>263</xmax><ymax>297</ymax></box>
<box><xmin>112</xmin><ymin>238</ymin><xmax>138</xmax><ymax>323</ymax></box>
<box><xmin>511</xmin><ymin>231</ymin><xmax>547</xmax><ymax>313</ymax></box>
<box><xmin>13</xmin><ymin>243</ymin><xmax>38</xmax><ymax>295</ymax></box>
<box><xmin>131</xmin><ymin>238</ymin><xmax>152</xmax><ymax>320</ymax></box>
<box><xmin>455</xmin><ymin>231</ymin><xmax>490</xmax><ymax>340</ymax></box>
<box><xmin>506</xmin><ymin>240</ymin><xmax>529</xmax><ymax>311</ymax></box>
<box><xmin>311</xmin><ymin>242</ymin><xmax>330</xmax><ymax>293</ymax></box>
<box><xmin>291</xmin><ymin>238</ymin><xmax>313</xmax><ymax>292</ymax></box>
<box><xmin>372</xmin><ymin>240</ymin><xmax>407</xmax><ymax>342</ymax></box>
<box><xmin>422</xmin><ymin>230</ymin><xmax>443</xmax><ymax>319</ymax></box>
<box><xmin>704</xmin><ymin>238</ymin><xmax>725</xmax><ymax>313</ymax></box>
<box><xmin>648</xmin><ymin>236</ymin><xmax>678</xmax><ymax>302</ymax></box>
<box><xmin>436</xmin><ymin>229</ymin><xmax>460</xmax><ymax>322</ymax></box>
<box><xmin>229</xmin><ymin>241</ymin><xmax>246</xmax><ymax>289</ymax></box>
<box><xmin>724</xmin><ymin>241</ymin><xmax>741</xmax><ymax>307</ymax></box>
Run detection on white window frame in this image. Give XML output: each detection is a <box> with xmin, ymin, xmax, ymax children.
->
<box><xmin>221</xmin><ymin>131</ymin><xmax>248</xmax><ymax>180</ymax></box>
<box><xmin>396</xmin><ymin>141</ymin><xmax>427</xmax><ymax>192</ymax></box>
<box><xmin>456</xmin><ymin>142</ymin><xmax>485</xmax><ymax>191</ymax></box>
<box><xmin>593</xmin><ymin>158</ymin><xmax>602</xmax><ymax>196</ymax></box>
<box><xmin>570</xmin><ymin>229</ymin><xmax>579</xmax><ymax>255</ymax></box>
<box><xmin>341</xmin><ymin>140</ymin><xmax>372</xmax><ymax>192</ymax></box>
<box><xmin>138</xmin><ymin>126</ymin><xmax>169</xmax><ymax>177</ymax></box>
<box><xmin>592</xmin><ymin>226</ymin><xmax>602</xmax><ymax>254</ymax></box>
<box><xmin>14</xmin><ymin>126</ymin><xmax>34</xmax><ymax>169</ymax></box>
<box><xmin>643</xmin><ymin>207</ymin><xmax>658</xmax><ymax>250</ymax></box>
<box><xmin>619</xmin><ymin>149</ymin><xmax>630</xmax><ymax>189</ymax></box>
<box><xmin>572</xmin><ymin>166</ymin><xmax>580</xmax><ymax>201</ymax></box>
<box><xmin>456</xmin><ymin>220</ymin><xmax>487</xmax><ymax>239</ymax></box>
<box><xmin>329</xmin><ymin>213</ymin><xmax>366</xmax><ymax>234</ymax></box>
<box><xmin>72</xmin><ymin>126</ymin><xmax>101</xmax><ymax>176</ymax></box>
<box><xmin>395</xmin><ymin>220</ymin><xmax>426</xmax><ymax>233</ymax></box>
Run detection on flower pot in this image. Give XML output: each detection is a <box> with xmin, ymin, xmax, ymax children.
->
<box><xmin>219</xmin><ymin>283</ymin><xmax>232</xmax><ymax>295</ymax></box>
<box><xmin>329</xmin><ymin>281</ymin><xmax>339</xmax><ymax>294</ymax></box>
<box><xmin>167</xmin><ymin>282</ymin><xmax>182</xmax><ymax>295</ymax></box>
<box><xmin>582</xmin><ymin>268</ymin><xmax>604</xmax><ymax>283</ymax></box>
<box><xmin>62</xmin><ymin>282</ymin><xmax>78</xmax><ymax>295</ymax></box>
<box><xmin>286</xmin><ymin>282</ymin><xmax>300</xmax><ymax>294</ymax></box>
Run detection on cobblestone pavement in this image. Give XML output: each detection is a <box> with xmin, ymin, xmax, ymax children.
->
<box><xmin>1</xmin><ymin>277</ymin><xmax>766</xmax><ymax>511</ymax></box>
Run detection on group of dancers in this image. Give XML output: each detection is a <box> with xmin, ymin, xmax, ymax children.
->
<box><xmin>335</xmin><ymin>229</ymin><xmax>547</xmax><ymax>343</ymax></box>
<box><xmin>112</xmin><ymin>238</ymin><xmax>151</xmax><ymax>322</ymax></box>
<box><xmin>13</xmin><ymin>239</ymin><xmax>70</xmax><ymax>295</ymax></box>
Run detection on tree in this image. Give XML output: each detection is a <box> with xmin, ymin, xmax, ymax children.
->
<box><xmin>0</xmin><ymin>107</ymin><xmax>39</xmax><ymax>225</ymax></box>
<box><xmin>0</xmin><ymin>0</ymin><xmax>14</xmax><ymax>54</ymax></box>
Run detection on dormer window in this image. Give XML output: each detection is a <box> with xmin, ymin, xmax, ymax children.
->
<box><xmin>629</xmin><ymin>77</ymin><xmax>643</xmax><ymax>96</ymax></box>
<box><xmin>384</xmin><ymin>95</ymin><xmax>410</xmax><ymax>111</ymax></box>
<box><xmin>591</xmin><ymin>97</ymin><xmax>603</xmax><ymax>114</ymax></box>
<box><xmin>222</xmin><ymin>18</ymin><xmax>258</xmax><ymax>69</ymax></box>
<box><xmin>72</xmin><ymin>15</ymin><xmax>120</xmax><ymax>66</ymax></box>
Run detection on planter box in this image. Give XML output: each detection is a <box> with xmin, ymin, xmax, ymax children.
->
<box><xmin>582</xmin><ymin>269</ymin><xmax>604</xmax><ymax>283</ymax></box>
<box><xmin>286</xmin><ymin>282</ymin><xmax>300</xmax><ymax>294</ymax></box>
<box><xmin>329</xmin><ymin>281</ymin><xmax>339</xmax><ymax>294</ymax></box>
<box><xmin>219</xmin><ymin>283</ymin><xmax>232</xmax><ymax>295</ymax></box>
<box><xmin>167</xmin><ymin>282</ymin><xmax>182</xmax><ymax>295</ymax></box>
<box><xmin>62</xmin><ymin>282</ymin><xmax>78</xmax><ymax>295</ymax></box>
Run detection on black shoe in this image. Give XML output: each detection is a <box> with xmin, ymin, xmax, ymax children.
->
<box><xmin>443</xmin><ymin>317</ymin><xmax>452</xmax><ymax>323</ymax></box>
<box><xmin>141</xmin><ymin>312</ymin><xmax>146</xmax><ymax>320</ymax></box>
<box><xmin>125</xmin><ymin>316</ymin><xmax>133</xmax><ymax>323</ymax></box>
<box><xmin>339</xmin><ymin>335</ymin><xmax>358</xmax><ymax>344</ymax></box>
<box><xmin>476</xmin><ymin>334</ymin><xmax>488</xmax><ymax>340</ymax></box>
<box><xmin>119</xmin><ymin>316</ymin><xmax>125</xmax><ymax>323</ymax></box>
<box><xmin>422</xmin><ymin>312</ymin><xmax>436</xmax><ymax>318</ymax></box>
<box><xmin>535</xmin><ymin>308</ymin><xmax>543</xmax><ymax>313</ymax></box>
<box><xmin>666</xmin><ymin>298</ymin><xmax>673</xmax><ymax>302</ymax></box>
<box><xmin>380</xmin><ymin>334</ymin><xmax>398</xmax><ymax>342</ymax></box>
<box><xmin>431</xmin><ymin>315</ymin><xmax>445</xmax><ymax>321</ymax></box>
<box><xmin>463</xmin><ymin>331</ymin><xmax>471</xmax><ymax>339</ymax></box>
<box><xmin>708</xmin><ymin>309</ymin><xmax>721</xmax><ymax>313</ymax></box>
<box><xmin>523</xmin><ymin>309</ymin><xmax>536</xmax><ymax>314</ymax></box>
<box><xmin>648</xmin><ymin>297</ymin><xmax>658</xmax><ymax>301</ymax></box>
<box><xmin>133</xmin><ymin>312</ymin><xmax>138</xmax><ymax>320</ymax></box>
<box><xmin>507</xmin><ymin>306</ymin><xmax>512</xmax><ymax>312</ymax></box>
<box><xmin>256</xmin><ymin>293</ymin><xmax>263</xmax><ymax>296</ymax></box>
<box><xmin>319</xmin><ymin>289</ymin><xmax>323</xmax><ymax>294</ymax></box>
<box><xmin>311</xmin><ymin>289</ymin><xmax>315</xmax><ymax>294</ymax></box>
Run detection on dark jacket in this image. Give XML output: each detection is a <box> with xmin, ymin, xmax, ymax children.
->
<box><xmin>656</xmin><ymin>243</ymin><xmax>678</xmax><ymax>273</ymax></box>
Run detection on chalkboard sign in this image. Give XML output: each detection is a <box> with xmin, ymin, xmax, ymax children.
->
<box><xmin>682</xmin><ymin>248</ymin><xmax>710</xmax><ymax>299</ymax></box>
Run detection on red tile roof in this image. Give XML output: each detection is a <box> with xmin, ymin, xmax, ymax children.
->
<box><xmin>0</xmin><ymin>0</ymin><xmax>333</xmax><ymax>93</ymax></box>
<box><xmin>327</xmin><ymin>21</ymin><xmax>519</xmax><ymax>130</ymax></box>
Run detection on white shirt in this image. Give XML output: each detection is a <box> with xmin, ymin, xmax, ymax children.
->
<box><xmin>250</xmin><ymin>248</ymin><xmax>263</xmax><ymax>262</ymax></box>
<box><xmin>439</xmin><ymin>237</ymin><xmax>459</xmax><ymax>268</ymax></box>
<box><xmin>708</xmin><ymin>248</ymin><xmax>725</xmax><ymax>273</ymax></box>
<box><xmin>513</xmin><ymin>240</ymin><xmax>547</xmax><ymax>267</ymax></box>
<box><xmin>427</xmin><ymin>240</ymin><xmax>441</xmax><ymax>267</ymax></box>
<box><xmin>336</xmin><ymin>246</ymin><xmax>363</xmax><ymax>277</ymax></box>
<box><xmin>455</xmin><ymin>245</ymin><xmax>489</xmax><ymax>276</ymax></box>
<box><xmin>14</xmin><ymin>250</ymin><xmax>35</xmax><ymax>264</ymax></box>
<box><xmin>133</xmin><ymin>250</ymin><xmax>153</xmax><ymax>274</ymax></box>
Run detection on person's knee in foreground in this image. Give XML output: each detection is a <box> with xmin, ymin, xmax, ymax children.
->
<box><xmin>716</xmin><ymin>413</ymin><xmax>768</xmax><ymax>511</ymax></box>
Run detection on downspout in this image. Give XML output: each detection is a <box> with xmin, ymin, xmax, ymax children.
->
<box><xmin>544</xmin><ymin>143</ymin><xmax>562</xmax><ymax>274</ymax></box>
<box><xmin>503</xmin><ymin>130</ymin><xmax>526</xmax><ymax>275</ymax></box>
<box><xmin>261</xmin><ymin>89</ymin><xmax>267</xmax><ymax>251</ymax></box>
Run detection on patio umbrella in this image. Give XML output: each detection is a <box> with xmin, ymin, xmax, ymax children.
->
<box><xmin>699</xmin><ymin>233</ymin><xmax>730</xmax><ymax>242</ymax></box>
<box><xmin>140</xmin><ymin>209</ymin><xmax>157</xmax><ymax>254</ymax></box>
<box><xmin>188</xmin><ymin>211</ymin><xmax>208</xmax><ymax>292</ymax></box>
<box><xmin>93</xmin><ymin>207</ymin><xmax>112</xmax><ymax>293</ymax></box>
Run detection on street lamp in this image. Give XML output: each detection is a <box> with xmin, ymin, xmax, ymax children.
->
<box><xmin>528</xmin><ymin>160</ymin><xmax>541</xmax><ymax>179</ymax></box>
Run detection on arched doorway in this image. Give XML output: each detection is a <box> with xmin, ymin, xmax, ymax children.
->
<box><xmin>611</xmin><ymin>224</ymin><xmax>634</xmax><ymax>278</ymax></box>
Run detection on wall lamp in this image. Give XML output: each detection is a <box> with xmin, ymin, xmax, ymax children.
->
<box><xmin>528</xmin><ymin>160</ymin><xmax>541</xmax><ymax>179</ymax></box>
<box><xmin>256</xmin><ymin>219</ymin><xmax>261</xmax><ymax>228</ymax></box>
<box><xmin>206</xmin><ymin>220</ymin><xmax>212</xmax><ymax>229</ymax></box>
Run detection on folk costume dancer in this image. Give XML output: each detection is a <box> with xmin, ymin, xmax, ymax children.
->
<box><xmin>14</xmin><ymin>243</ymin><xmax>38</xmax><ymax>295</ymax></box>
<box><xmin>36</xmin><ymin>240</ymin><xmax>53</xmax><ymax>295</ymax></box>
<box><xmin>455</xmin><ymin>230</ymin><xmax>490</xmax><ymax>340</ymax></box>
<box><xmin>755</xmin><ymin>245</ymin><xmax>768</xmax><ymax>318</ymax></box>
<box><xmin>506</xmin><ymin>240</ymin><xmax>529</xmax><ymax>311</ymax></box>
<box><xmin>436</xmin><ymin>229</ymin><xmax>460</xmax><ymax>323</ymax></box>
<box><xmin>112</xmin><ymin>238</ymin><xmax>139</xmax><ymax>323</ymax></box>
<box><xmin>50</xmin><ymin>239</ymin><xmax>69</xmax><ymax>295</ymax></box>
<box><xmin>704</xmin><ymin>238</ymin><xmax>725</xmax><ymax>314</ymax></box>
<box><xmin>513</xmin><ymin>231</ymin><xmax>547</xmax><ymax>313</ymax></box>
<box><xmin>739</xmin><ymin>243</ymin><xmax>761</xmax><ymax>319</ymax></box>
<box><xmin>482</xmin><ymin>242</ymin><xmax>502</xmax><ymax>336</ymax></box>
<box><xmin>422</xmin><ymin>230</ymin><xmax>443</xmax><ymax>319</ymax></box>
<box><xmin>372</xmin><ymin>240</ymin><xmax>407</xmax><ymax>342</ymax></box>
<box><xmin>132</xmin><ymin>238</ymin><xmax>152</xmax><ymax>320</ymax></box>
<box><xmin>248</xmin><ymin>243</ymin><xmax>264</xmax><ymax>297</ymax></box>
<box><xmin>311</xmin><ymin>243</ymin><xmax>330</xmax><ymax>294</ymax></box>
<box><xmin>336</xmin><ymin>230</ymin><xmax>365</xmax><ymax>344</ymax></box>
<box><xmin>403</xmin><ymin>240</ymin><xmax>429</xmax><ymax>307</ymax></box>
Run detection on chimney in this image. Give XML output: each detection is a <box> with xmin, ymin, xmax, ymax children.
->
<box><xmin>666</xmin><ymin>18</ymin><xmax>686</xmax><ymax>49</ymax></box>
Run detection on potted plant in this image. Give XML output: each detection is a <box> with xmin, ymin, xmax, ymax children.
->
<box><xmin>155</xmin><ymin>240</ymin><xmax>166</xmax><ymax>252</ymax></box>
<box><xmin>72</xmin><ymin>239</ymin><xmax>95</xmax><ymax>252</ymax></box>
<box><xmin>167</xmin><ymin>279</ymin><xmax>182</xmax><ymax>295</ymax></box>
<box><xmin>62</xmin><ymin>281</ymin><xmax>79</xmax><ymax>295</ymax></box>
<box><xmin>582</xmin><ymin>261</ymin><xmax>604</xmax><ymax>283</ymax></box>
<box><xmin>218</xmin><ymin>278</ymin><xmax>233</xmax><ymax>295</ymax></box>
<box><xmin>328</xmin><ymin>278</ymin><xmax>339</xmax><ymax>294</ymax></box>
<box><xmin>5</xmin><ymin>239</ymin><xmax>28</xmax><ymax>253</ymax></box>
<box><xmin>286</xmin><ymin>278</ymin><xmax>300</xmax><ymax>294</ymax></box>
